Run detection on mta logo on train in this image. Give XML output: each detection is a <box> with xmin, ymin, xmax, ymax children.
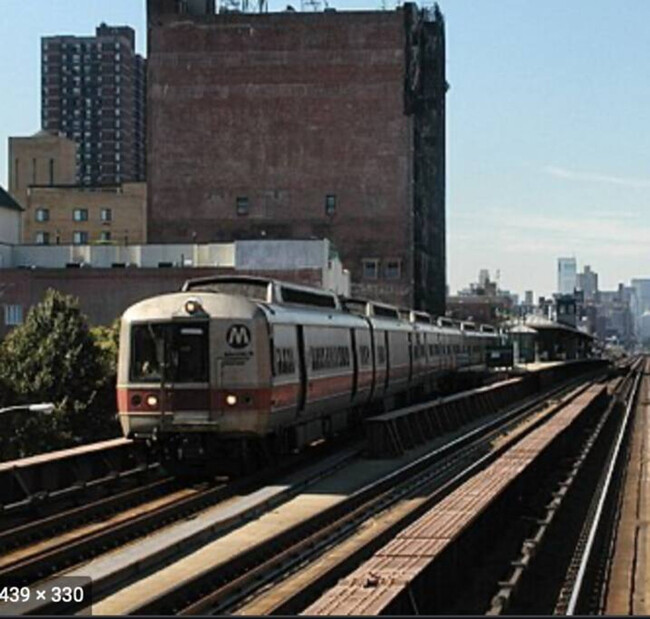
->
<box><xmin>226</xmin><ymin>324</ymin><xmax>251</xmax><ymax>349</ymax></box>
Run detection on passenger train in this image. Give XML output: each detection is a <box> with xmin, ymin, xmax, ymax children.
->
<box><xmin>117</xmin><ymin>276</ymin><xmax>500</xmax><ymax>472</ymax></box>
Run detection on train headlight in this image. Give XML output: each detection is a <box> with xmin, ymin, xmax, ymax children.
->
<box><xmin>226</xmin><ymin>394</ymin><xmax>238</xmax><ymax>406</ymax></box>
<box><xmin>146</xmin><ymin>394</ymin><xmax>159</xmax><ymax>408</ymax></box>
<box><xmin>185</xmin><ymin>298</ymin><xmax>203</xmax><ymax>315</ymax></box>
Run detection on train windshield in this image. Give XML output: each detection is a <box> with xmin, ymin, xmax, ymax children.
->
<box><xmin>130</xmin><ymin>322</ymin><xmax>209</xmax><ymax>383</ymax></box>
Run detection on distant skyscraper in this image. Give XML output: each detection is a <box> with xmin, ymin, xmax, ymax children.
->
<box><xmin>557</xmin><ymin>257</ymin><xmax>577</xmax><ymax>295</ymax></box>
<box><xmin>41</xmin><ymin>24</ymin><xmax>146</xmax><ymax>186</ymax></box>
<box><xmin>576</xmin><ymin>265</ymin><xmax>598</xmax><ymax>302</ymax></box>
<box><xmin>631</xmin><ymin>279</ymin><xmax>650</xmax><ymax>315</ymax></box>
<box><xmin>525</xmin><ymin>290</ymin><xmax>534</xmax><ymax>306</ymax></box>
<box><xmin>631</xmin><ymin>279</ymin><xmax>650</xmax><ymax>332</ymax></box>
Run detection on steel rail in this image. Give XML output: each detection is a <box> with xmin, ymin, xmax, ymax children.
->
<box><xmin>168</xmin><ymin>377</ymin><xmax>600</xmax><ymax>615</ymax></box>
<box><xmin>3</xmin><ymin>442</ymin><xmax>361</xmax><ymax>612</ymax></box>
<box><xmin>0</xmin><ymin>477</ymin><xmax>178</xmax><ymax>553</ymax></box>
<box><xmin>486</xmin><ymin>363</ymin><xmax>639</xmax><ymax>615</ymax></box>
<box><xmin>565</xmin><ymin>361</ymin><xmax>644</xmax><ymax>615</ymax></box>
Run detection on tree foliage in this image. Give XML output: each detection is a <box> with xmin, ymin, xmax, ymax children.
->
<box><xmin>0</xmin><ymin>290</ymin><xmax>120</xmax><ymax>460</ymax></box>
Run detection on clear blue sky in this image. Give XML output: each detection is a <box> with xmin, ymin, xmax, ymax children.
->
<box><xmin>1</xmin><ymin>0</ymin><xmax>649</xmax><ymax>298</ymax></box>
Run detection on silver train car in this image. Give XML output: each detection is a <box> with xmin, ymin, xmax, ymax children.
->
<box><xmin>117</xmin><ymin>276</ymin><xmax>500</xmax><ymax>471</ymax></box>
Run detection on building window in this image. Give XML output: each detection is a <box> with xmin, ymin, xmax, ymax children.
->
<box><xmin>362</xmin><ymin>258</ymin><xmax>380</xmax><ymax>280</ymax></box>
<box><xmin>4</xmin><ymin>305</ymin><xmax>23</xmax><ymax>326</ymax></box>
<box><xmin>73</xmin><ymin>231</ymin><xmax>88</xmax><ymax>245</ymax></box>
<box><xmin>100</xmin><ymin>208</ymin><xmax>112</xmax><ymax>222</ymax></box>
<box><xmin>100</xmin><ymin>231</ymin><xmax>111</xmax><ymax>242</ymax></box>
<box><xmin>49</xmin><ymin>158</ymin><xmax>54</xmax><ymax>185</ymax></box>
<box><xmin>35</xmin><ymin>231</ymin><xmax>50</xmax><ymax>245</ymax></box>
<box><xmin>385</xmin><ymin>259</ymin><xmax>402</xmax><ymax>280</ymax></box>
<box><xmin>35</xmin><ymin>208</ymin><xmax>50</xmax><ymax>222</ymax></box>
<box><xmin>32</xmin><ymin>158</ymin><xmax>37</xmax><ymax>185</ymax></box>
<box><xmin>325</xmin><ymin>194</ymin><xmax>337</xmax><ymax>216</ymax></box>
<box><xmin>73</xmin><ymin>208</ymin><xmax>88</xmax><ymax>222</ymax></box>
<box><xmin>236</xmin><ymin>196</ymin><xmax>249</xmax><ymax>216</ymax></box>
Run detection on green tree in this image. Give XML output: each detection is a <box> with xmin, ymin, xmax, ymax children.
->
<box><xmin>91</xmin><ymin>317</ymin><xmax>120</xmax><ymax>429</ymax></box>
<box><xmin>0</xmin><ymin>290</ymin><xmax>120</xmax><ymax>459</ymax></box>
<box><xmin>91</xmin><ymin>319</ymin><xmax>120</xmax><ymax>372</ymax></box>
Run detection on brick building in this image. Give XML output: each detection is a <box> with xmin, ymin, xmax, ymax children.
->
<box><xmin>41</xmin><ymin>24</ymin><xmax>146</xmax><ymax>185</ymax></box>
<box><xmin>146</xmin><ymin>1</ymin><xmax>447</xmax><ymax>314</ymax></box>
<box><xmin>446</xmin><ymin>295</ymin><xmax>514</xmax><ymax>326</ymax></box>
<box><xmin>0</xmin><ymin>239</ymin><xmax>348</xmax><ymax>337</ymax></box>
<box><xmin>24</xmin><ymin>182</ymin><xmax>147</xmax><ymax>246</ymax></box>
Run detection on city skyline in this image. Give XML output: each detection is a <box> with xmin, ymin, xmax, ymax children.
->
<box><xmin>1</xmin><ymin>0</ymin><xmax>649</xmax><ymax>298</ymax></box>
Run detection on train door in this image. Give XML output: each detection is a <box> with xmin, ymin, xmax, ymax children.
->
<box><xmin>367</xmin><ymin>321</ymin><xmax>377</xmax><ymax>401</ymax></box>
<box><xmin>296</xmin><ymin>325</ymin><xmax>307</xmax><ymax>414</ymax></box>
<box><xmin>384</xmin><ymin>330</ymin><xmax>390</xmax><ymax>392</ymax></box>
<box><xmin>350</xmin><ymin>329</ymin><xmax>358</xmax><ymax>402</ymax></box>
<box><xmin>407</xmin><ymin>332</ymin><xmax>413</xmax><ymax>384</ymax></box>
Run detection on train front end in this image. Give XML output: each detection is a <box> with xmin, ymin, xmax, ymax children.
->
<box><xmin>117</xmin><ymin>291</ymin><xmax>271</xmax><ymax>469</ymax></box>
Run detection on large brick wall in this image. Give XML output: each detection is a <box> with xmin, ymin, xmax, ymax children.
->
<box><xmin>147</xmin><ymin>4</ymin><xmax>446</xmax><ymax>314</ymax></box>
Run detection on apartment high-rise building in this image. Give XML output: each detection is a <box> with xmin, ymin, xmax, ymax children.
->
<box><xmin>557</xmin><ymin>257</ymin><xmax>577</xmax><ymax>295</ymax></box>
<box><xmin>41</xmin><ymin>24</ymin><xmax>146</xmax><ymax>186</ymax></box>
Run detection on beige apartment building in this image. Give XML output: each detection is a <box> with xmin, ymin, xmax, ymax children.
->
<box><xmin>9</xmin><ymin>130</ymin><xmax>77</xmax><ymax>209</ymax></box>
<box><xmin>9</xmin><ymin>130</ymin><xmax>146</xmax><ymax>245</ymax></box>
<box><xmin>25</xmin><ymin>182</ymin><xmax>147</xmax><ymax>245</ymax></box>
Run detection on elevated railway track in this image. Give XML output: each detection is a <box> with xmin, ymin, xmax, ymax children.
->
<box><xmin>0</xmin><ymin>358</ymin><xmax>639</xmax><ymax>616</ymax></box>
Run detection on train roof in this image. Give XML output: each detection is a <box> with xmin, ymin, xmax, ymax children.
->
<box><xmin>182</xmin><ymin>275</ymin><xmax>341</xmax><ymax>311</ymax></box>
<box><xmin>340</xmin><ymin>297</ymin><xmax>401</xmax><ymax>320</ymax></box>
